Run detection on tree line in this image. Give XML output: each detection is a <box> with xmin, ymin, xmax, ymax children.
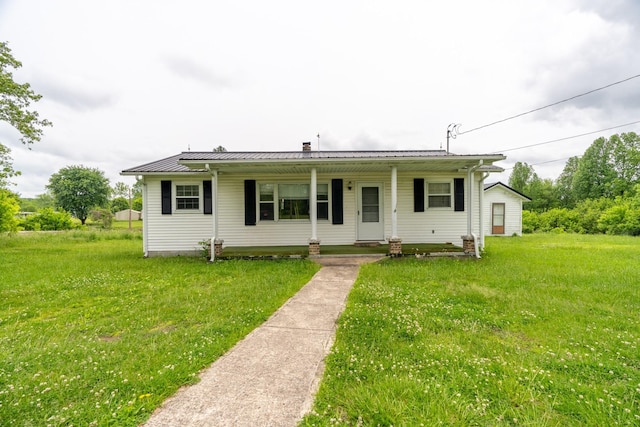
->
<box><xmin>508</xmin><ymin>132</ymin><xmax>640</xmax><ymax>235</ymax></box>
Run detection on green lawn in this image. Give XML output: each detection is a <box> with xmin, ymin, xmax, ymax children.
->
<box><xmin>0</xmin><ymin>230</ymin><xmax>319</xmax><ymax>426</ymax></box>
<box><xmin>302</xmin><ymin>234</ymin><xmax>640</xmax><ymax>426</ymax></box>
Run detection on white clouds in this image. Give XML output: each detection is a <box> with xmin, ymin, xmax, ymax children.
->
<box><xmin>1</xmin><ymin>0</ymin><xmax>639</xmax><ymax>196</ymax></box>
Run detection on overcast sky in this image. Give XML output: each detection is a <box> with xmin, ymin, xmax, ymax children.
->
<box><xmin>2</xmin><ymin>0</ymin><xmax>639</xmax><ymax>197</ymax></box>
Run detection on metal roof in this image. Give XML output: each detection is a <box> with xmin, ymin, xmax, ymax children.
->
<box><xmin>122</xmin><ymin>150</ymin><xmax>506</xmax><ymax>175</ymax></box>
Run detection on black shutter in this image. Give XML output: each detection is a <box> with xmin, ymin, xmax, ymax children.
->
<box><xmin>413</xmin><ymin>178</ymin><xmax>424</xmax><ymax>212</ymax></box>
<box><xmin>244</xmin><ymin>180</ymin><xmax>256</xmax><ymax>226</ymax></box>
<box><xmin>454</xmin><ymin>178</ymin><xmax>465</xmax><ymax>212</ymax></box>
<box><xmin>161</xmin><ymin>180</ymin><xmax>172</xmax><ymax>215</ymax></box>
<box><xmin>203</xmin><ymin>180</ymin><xmax>212</xmax><ymax>215</ymax></box>
<box><xmin>331</xmin><ymin>179</ymin><xmax>343</xmax><ymax>224</ymax></box>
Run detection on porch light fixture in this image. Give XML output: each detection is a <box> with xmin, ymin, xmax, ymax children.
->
<box><xmin>347</xmin><ymin>181</ymin><xmax>352</xmax><ymax>190</ymax></box>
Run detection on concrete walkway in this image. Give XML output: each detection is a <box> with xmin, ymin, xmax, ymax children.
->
<box><xmin>143</xmin><ymin>256</ymin><xmax>384</xmax><ymax>427</ymax></box>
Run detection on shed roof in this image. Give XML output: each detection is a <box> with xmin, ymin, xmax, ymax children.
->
<box><xmin>484</xmin><ymin>181</ymin><xmax>532</xmax><ymax>201</ymax></box>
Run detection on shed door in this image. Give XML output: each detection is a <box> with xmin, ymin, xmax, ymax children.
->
<box><xmin>357</xmin><ymin>183</ymin><xmax>384</xmax><ymax>241</ymax></box>
<box><xmin>492</xmin><ymin>203</ymin><xmax>505</xmax><ymax>234</ymax></box>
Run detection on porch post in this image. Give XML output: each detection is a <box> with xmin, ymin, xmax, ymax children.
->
<box><xmin>309</xmin><ymin>167</ymin><xmax>320</xmax><ymax>255</ymax></box>
<box><xmin>389</xmin><ymin>165</ymin><xmax>402</xmax><ymax>256</ymax></box>
<box><xmin>391</xmin><ymin>166</ymin><xmax>398</xmax><ymax>239</ymax></box>
<box><xmin>210</xmin><ymin>170</ymin><xmax>219</xmax><ymax>262</ymax></box>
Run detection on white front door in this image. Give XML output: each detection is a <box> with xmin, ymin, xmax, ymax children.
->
<box><xmin>357</xmin><ymin>183</ymin><xmax>384</xmax><ymax>241</ymax></box>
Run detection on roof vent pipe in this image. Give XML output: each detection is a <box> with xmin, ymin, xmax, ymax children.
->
<box><xmin>302</xmin><ymin>141</ymin><xmax>312</xmax><ymax>151</ymax></box>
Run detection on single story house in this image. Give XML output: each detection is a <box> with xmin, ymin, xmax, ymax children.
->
<box><xmin>121</xmin><ymin>143</ymin><xmax>506</xmax><ymax>259</ymax></box>
<box><xmin>483</xmin><ymin>182</ymin><xmax>531</xmax><ymax>236</ymax></box>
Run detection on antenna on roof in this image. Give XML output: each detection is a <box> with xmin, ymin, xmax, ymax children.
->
<box><xmin>188</xmin><ymin>144</ymin><xmax>191</xmax><ymax>151</ymax></box>
<box><xmin>317</xmin><ymin>133</ymin><xmax>320</xmax><ymax>150</ymax></box>
<box><xmin>446</xmin><ymin>123</ymin><xmax>461</xmax><ymax>154</ymax></box>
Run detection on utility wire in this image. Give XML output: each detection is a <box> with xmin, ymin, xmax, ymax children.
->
<box><xmin>492</xmin><ymin>119</ymin><xmax>640</xmax><ymax>153</ymax></box>
<box><xmin>503</xmin><ymin>157</ymin><xmax>572</xmax><ymax>171</ymax></box>
<box><xmin>459</xmin><ymin>73</ymin><xmax>640</xmax><ymax>135</ymax></box>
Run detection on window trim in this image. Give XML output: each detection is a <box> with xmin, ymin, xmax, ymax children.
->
<box><xmin>174</xmin><ymin>183</ymin><xmax>202</xmax><ymax>213</ymax></box>
<box><xmin>257</xmin><ymin>181</ymin><xmax>331</xmax><ymax>222</ymax></box>
<box><xmin>426</xmin><ymin>180</ymin><xmax>453</xmax><ymax>209</ymax></box>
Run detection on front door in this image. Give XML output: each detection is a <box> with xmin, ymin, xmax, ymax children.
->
<box><xmin>357</xmin><ymin>183</ymin><xmax>384</xmax><ymax>241</ymax></box>
<box><xmin>492</xmin><ymin>203</ymin><xmax>505</xmax><ymax>234</ymax></box>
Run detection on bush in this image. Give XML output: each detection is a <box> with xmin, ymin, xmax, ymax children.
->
<box><xmin>521</xmin><ymin>210</ymin><xmax>538</xmax><ymax>234</ymax></box>
<box><xmin>598</xmin><ymin>201</ymin><xmax>640</xmax><ymax>236</ymax></box>
<box><xmin>0</xmin><ymin>189</ymin><xmax>20</xmax><ymax>232</ymax></box>
<box><xmin>90</xmin><ymin>208</ymin><xmax>114</xmax><ymax>229</ymax></box>
<box><xmin>21</xmin><ymin>208</ymin><xmax>74</xmax><ymax>231</ymax></box>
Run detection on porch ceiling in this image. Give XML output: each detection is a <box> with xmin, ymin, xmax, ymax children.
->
<box><xmin>180</xmin><ymin>157</ymin><xmax>505</xmax><ymax>175</ymax></box>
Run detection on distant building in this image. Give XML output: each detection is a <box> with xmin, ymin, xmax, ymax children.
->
<box><xmin>115</xmin><ymin>209</ymin><xmax>142</xmax><ymax>221</ymax></box>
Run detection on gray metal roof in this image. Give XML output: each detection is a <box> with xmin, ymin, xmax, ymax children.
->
<box><xmin>122</xmin><ymin>150</ymin><xmax>506</xmax><ymax>175</ymax></box>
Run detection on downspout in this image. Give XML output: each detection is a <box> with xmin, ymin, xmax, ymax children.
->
<box><xmin>467</xmin><ymin>161</ymin><xmax>482</xmax><ymax>258</ymax></box>
<box><xmin>478</xmin><ymin>172</ymin><xmax>490</xmax><ymax>251</ymax></box>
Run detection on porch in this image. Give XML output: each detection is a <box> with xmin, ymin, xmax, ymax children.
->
<box><xmin>213</xmin><ymin>242</ymin><xmax>465</xmax><ymax>259</ymax></box>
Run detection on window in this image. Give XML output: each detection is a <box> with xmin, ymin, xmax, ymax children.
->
<box><xmin>257</xmin><ymin>182</ymin><xmax>329</xmax><ymax>221</ymax></box>
<box><xmin>317</xmin><ymin>183</ymin><xmax>329</xmax><ymax>220</ymax></box>
<box><xmin>259</xmin><ymin>184</ymin><xmax>275</xmax><ymax>220</ymax></box>
<box><xmin>279</xmin><ymin>184</ymin><xmax>310</xmax><ymax>220</ymax></box>
<box><xmin>427</xmin><ymin>182</ymin><xmax>451</xmax><ymax>208</ymax></box>
<box><xmin>176</xmin><ymin>184</ymin><xmax>199</xmax><ymax>210</ymax></box>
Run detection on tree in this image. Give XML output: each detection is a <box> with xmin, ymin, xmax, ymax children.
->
<box><xmin>508</xmin><ymin>162</ymin><xmax>536</xmax><ymax>194</ymax></box>
<box><xmin>556</xmin><ymin>156</ymin><xmax>580</xmax><ymax>208</ymax></box>
<box><xmin>1</xmin><ymin>41</ymin><xmax>51</xmax><ymax>193</ymax></box>
<box><xmin>110</xmin><ymin>197</ymin><xmax>129</xmax><ymax>213</ymax></box>
<box><xmin>112</xmin><ymin>181</ymin><xmax>130</xmax><ymax>199</ymax></box>
<box><xmin>1</xmin><ymin>42</ymin><xmax>52</xmax><ymax>146</ymax></box>
<box><xmin>0</xmin><ymin>144</ymin><xmax>20</xmax><ymax>188</ymax></box>
<box><xmin>47</xmin><ymin>165</ymin><xmax>110</xmax><ymax>224</ymax></box>
<box><xmin>572</xmin><ymin>136</ymin><xmax>617</xmax><ymax>201</ymax></box>
<box><xmin>213</xmin><ymin>145</ymin><xmax>227</xmax><ymax>152</ymax></box>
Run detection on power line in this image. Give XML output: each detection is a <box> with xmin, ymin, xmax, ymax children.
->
<box><xmin>503</xmin><ymin>157</ymin><xmax>572</xmax><ymax>171</ymax></box>
<box><xmin>493</xmin><ymin>120</ymin><xmax>640</xmax><ymax>153</ymax></box>
<box><xmin>459</xmin><ymin>73</ymin><xmax>640</xmax><ymax>135</ymax></box>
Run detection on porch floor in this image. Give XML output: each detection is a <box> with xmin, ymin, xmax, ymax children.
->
<box><xmin>219</xmin><ymin>243</ymin><xmax>463</xmax><ymax>258</ymax></box>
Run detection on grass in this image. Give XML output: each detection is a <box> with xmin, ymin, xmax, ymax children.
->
<box><xmin>301</xmin><ymin>234</ymin><xmax>640</xmax><ymax>426</ymax></box>
<box><xmin>0</xmin><ymin>230</ymin><xmax>319</xmax><ymax>426</ymax></box>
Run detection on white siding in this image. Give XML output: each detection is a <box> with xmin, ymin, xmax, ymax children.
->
<box><xmin>143</xmin><ymin>172</ymin><xmax>489</xmax><ymax>254</ymax></box>
<box><xmin>483</xmin><ymin>187</ymin><xmax>524</xmax><ymax>236</ymax></box>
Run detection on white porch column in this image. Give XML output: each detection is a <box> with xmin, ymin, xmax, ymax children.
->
<box><xmin>310</xmin><ymin>167</ymin><xmax>317</xmax><ymax>241</ymax></box>
<box><xmin>391</xmin><ymin>166</ymin><xmax>398</xmax><ymax>239</ymax></box>
<box><xmin>467</xmin><ymin>167</ymin><xmax>473</xmax><ymax>236</ymax></box>
<box><xmin>210</xmin><ymin>169</ymin><xmax>219</xmax><ymax>262</ymax></box>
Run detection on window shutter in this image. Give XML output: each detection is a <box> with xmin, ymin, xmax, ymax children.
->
<box><xmin>244</xmin><ymin>180</ymin><xmax>256</xmax><ymax>226</ymax></box>
<box><xmin>161</xmin><ymin>180</ymin><xmax>172</xmax><ymax>215</ymax></box>
<box><xmin>203</xmin><ymin>180</ymin><xmax>212</xmax><ymax>215</ymax></box>
<box><xmin>454</xmin><ymin>178</ymin><xmax>465</xmax><ymax>212</ymax></box>
<box><xmin>331</xmin><ymin>179</ymin><xmax>343</xmax><ymax>224</ymax></box>
<box><xmin>413</xmin><ymin>178</ymin><xmax>424</xmax><ymax>212</ymax></box>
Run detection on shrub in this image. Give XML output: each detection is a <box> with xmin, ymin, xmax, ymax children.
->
<box><xmin>0</xmin><ymin>189</ymin><xmax>20</xmax><ymax>232</ymax></box>
<box><xmin>90</xmin><ymin>208</ymin><xmax>114</xmax><ymax>229</ymax></box>
<box><xmin>521</xmin><ymin>210</ymin><xmax>538</xmax><ymax>233</ymax></box>
<box><xmin>598</xmin><ymin>201</ymin><xmax>640</xmax><ymax>236</ymax></box>
<box><xmin>21</xmin><ymin>208</ymin><xmax>74</xmax><ymax>231</ymax></box>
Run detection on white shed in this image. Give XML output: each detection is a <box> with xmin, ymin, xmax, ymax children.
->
<box><xmin>115</xmin><ymin>209</ymin><xmax>142</xmax><ymax>221</ymax></box>
<box><xmin>483</xmin><ymin>182</ymin><xmax>531</xmax><ymax>236</ymax></box>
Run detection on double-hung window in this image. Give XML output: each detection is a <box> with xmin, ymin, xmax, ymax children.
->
<box><xmin>427</xmin><ymin>182</ymin><xmax>451</xmax><ymax>208</ymax></box>
<box><xmin>259</xmin><ymin>184</ymin><xmax>275</xmax><ymax>220</ymax></box>
<box><xmin>176</xmin><ymin>184</ymin><xmax>199</xmax><ymax>210</ymax></box>
<box><xmin>317</xmin><ymin>183</ymin><xmax>329</xmax><ymax>220</ymax></box>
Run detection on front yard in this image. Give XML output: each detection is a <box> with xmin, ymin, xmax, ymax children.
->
<box><xmin>302</xmin><ymin>234</ymin><xmax>640</xmax><ymax>426</ymax></box>
<box><xmin>1</xmin><ymin>232</ymin><xmax>638</xmax><ymax>426</ymax></box>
